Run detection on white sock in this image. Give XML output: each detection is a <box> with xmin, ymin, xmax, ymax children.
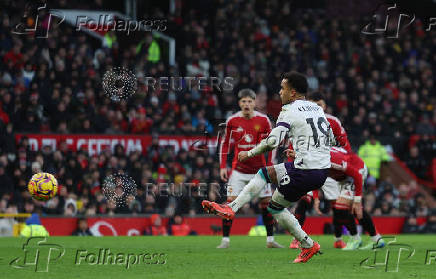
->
<box><xmin>351</xmin><ymin>234</ymin><xmax>361</xmax><ymax>241</ymax></box>
<box><xmin>266</xmin><ymin>236</ymin><xmax>274</xmax><ymax>243</ymax></box>
<box><xmin>222</xmin><ymin>237</ymin><xmax>230</xmax><ymax>242</ymax></box>
<box><xmin>272</xmin><ymin>208</ymin><xmax>313</xmax><ymax>248</ymax></box>
<box><xmin>371</xmin><ymin>234</ymin><xmax>381</xmax><ymax>243</ymax></box>
<box><xmin>335</xmin><ymin>237</ymin><xmax>342</xmax><ymax>241</ymax></box>
<box><xmin>228</xmin><ymin>172</ymin><xmax>267</xmax><ymax>212</ymax></box>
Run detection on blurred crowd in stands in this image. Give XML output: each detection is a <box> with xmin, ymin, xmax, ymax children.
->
<box><xmin>0</xmin><ymin>0</ymin><xmax>435</xmax><ymax>223</ymax></box>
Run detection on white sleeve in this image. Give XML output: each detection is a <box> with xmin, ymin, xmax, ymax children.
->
<box><xmin>247</xmin><ymin>125</ymin><xmax>289</xmax><ymax>157</ymax></box>
<box><xmin>276</xmin><ymin>109</ymin><xmax>293</xmax><ymax>130</ymax></box>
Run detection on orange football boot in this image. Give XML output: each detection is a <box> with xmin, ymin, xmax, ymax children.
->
<box><xmin>334</xmin><ymin>240</ymin><xmax>346</xmax><ymax>249</ymax></box>
<box><xmin>201</xmin><ymin>200</ymin><xmax>235</xmax><ymax>220</ymax></box>
<box><xmin>293</xmin><ymin>242</ymin><xmax>321</xmax><ymax>263</ymax></box>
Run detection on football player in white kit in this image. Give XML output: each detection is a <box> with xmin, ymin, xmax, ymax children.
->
<box><xmin>203</xmin><ymin>71</ymin><xmax>333</xmax><ymax>263</ymax></box>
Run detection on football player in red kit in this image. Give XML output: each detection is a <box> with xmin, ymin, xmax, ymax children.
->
<box><xmin>218</xmin><ymin>89</ymin><xmax>283</xmax><ymax>248</ymax></box>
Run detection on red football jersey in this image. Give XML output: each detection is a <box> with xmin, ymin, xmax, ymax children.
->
<box><xmin>220</xmin><ymin>111</ymin><xmax>272</xmax><ymax>174</ymax></box>
<box><xmin>329</xmin><ymin>147</ymin><xmax>365</xmax><ymax>197</ymax></box>
<box><xmin>325</xmin><ymin>113</ymin><xmax>352</xmax><ymax>153</ymax></box>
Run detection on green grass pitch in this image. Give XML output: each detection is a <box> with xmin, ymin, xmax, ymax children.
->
<box><xmin>1</xmin><ymin>235</ymin><xmax>435</xmax><ymax>279</ymax></box>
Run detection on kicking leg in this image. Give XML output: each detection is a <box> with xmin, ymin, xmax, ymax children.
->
<box><xmin>228</xmin><ymin>168</ymin><xmax>271</xmax><ymax>213</ymax></box>
<box><xmin>202</xmin><ymin>168</ymin><xmax>270</xmax><ymax>219</ymax></box>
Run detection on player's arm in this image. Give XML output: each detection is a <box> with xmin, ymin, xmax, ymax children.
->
<box><xmin>219</xmin><ymin>119</ymin><xmax>232</xmax><ymax>181</ymax></box>
<box><xmin>238</xmin><ymin>125</ymin><xmax>289</xmax><ymax>162</ymax></box>
<box><xmin>312</xmin><ymin>190</ymin><xmax>322</xmax><ymax>215</ymax></box>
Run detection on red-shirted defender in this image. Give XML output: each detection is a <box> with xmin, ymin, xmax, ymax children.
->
<box><xmin>217</xmin><ymin>89</ymin><xmax>283</xmax><ymax>249</ymax></box>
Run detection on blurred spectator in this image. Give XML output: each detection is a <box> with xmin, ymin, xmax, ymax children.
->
<box><xmin>421</xmin><ymin>209</ymin><xmax>436</xmax><ymax>233</ymax></box>
<box><xmin>405</xmin><ymin>146</ymin><xmax>428</xmax><ymax>179</ymax></box>
<box><xmin>401</xmin><ymin>215</ymin><xmax>423</xmax><ymax>234</ymax></box>
<box><xmin>0</xmin><ymin>163</ymin><xmax>13</xmax><ymax>199</ymax></box>
<box><xmin>358</xmin><ymin>136</ymin><xmax>390</xmax><ymax>180</ymax></box>
<box><xmin>144</xmin><ymin>214</ymin><xmax>168</xmax><ymax>236</ymax></box>
<box><xmin>169</xmin><ymin>214</ymin><xmax>196</xmax><ymax>236</ymax></box>
<box><xmin>72</xmin><ymin>218</ymin><xmax>93</xmax><ymax>236</ymax></box>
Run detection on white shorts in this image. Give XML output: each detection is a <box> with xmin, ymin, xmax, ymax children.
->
<box><xmin>227</xmin><ymin>170</ymin><xmax>272</xmax><ymax>198</ymax></box>
<box><xmin>338</xmin><ymin>165</ymin><xmax>366</xmax><ymax>201</ymax></box>
<box><xmin>338</xmin><ymin>179</ymin><xmax>355</xmax><ymax>201</ymax></box>
<box><xmin>307</xmin><ymin>177</ymin><xmax>340</xmax><ymax>200</ymax></box>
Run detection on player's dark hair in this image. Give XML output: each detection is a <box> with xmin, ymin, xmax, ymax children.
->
<box><xmin>282</xmin><ymin>71</ymin><xmax>308</xmax><ymax>95</ymax></box>
<box><xmin>237</xmin><ymin>88</ymin><xmax>256</xmax><ymax>100</ymax></box>
<box><xmin>307</xmin><ymin>91</ymin><xmax>325</xmax><ymax>102</ymax></box>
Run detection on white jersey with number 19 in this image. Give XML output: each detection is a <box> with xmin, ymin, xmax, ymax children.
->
<box><xmin>276</xmin><ymin>99</ymin><xmax>333</xmax><ymax>169</ymax></box>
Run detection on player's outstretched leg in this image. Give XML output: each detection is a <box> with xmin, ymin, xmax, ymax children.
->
<box><xmin>358</xmin><ymin>210</ymin><xmax>385</xmax><ymax>249</ymax></box>
<box><xmin>290</xmin><ymin>195</ymin><xmax>313</xmax><ymax>249</ymax></box>
<box><xmin>202</xmin><ymin>168</ymin><xmax>268</xmax><ymax>219</ymax></box>
<box><xmin>267</xmin><ymin>191</ymin><xmax>321</xmax><ymax>263</ymax></box>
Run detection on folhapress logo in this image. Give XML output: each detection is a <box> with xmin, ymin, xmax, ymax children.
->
<box><xmin>9</xmin><ymin>237</ymin><xmax>65</xmax><ymax>272</ymax></box>
<box><xmin>361</xmin><ymin>3</ymin><xmax>415</xmax><ymax>38</ymax></box>
<box><xmin>12</xmin><ymin>2</ymin><xmax>65</xmax><ymax>38</ymax></box>
<box><xmin>360</xmin><ymin>237</ymin><xmax>415</xmax><ymax>272</ymax></box>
